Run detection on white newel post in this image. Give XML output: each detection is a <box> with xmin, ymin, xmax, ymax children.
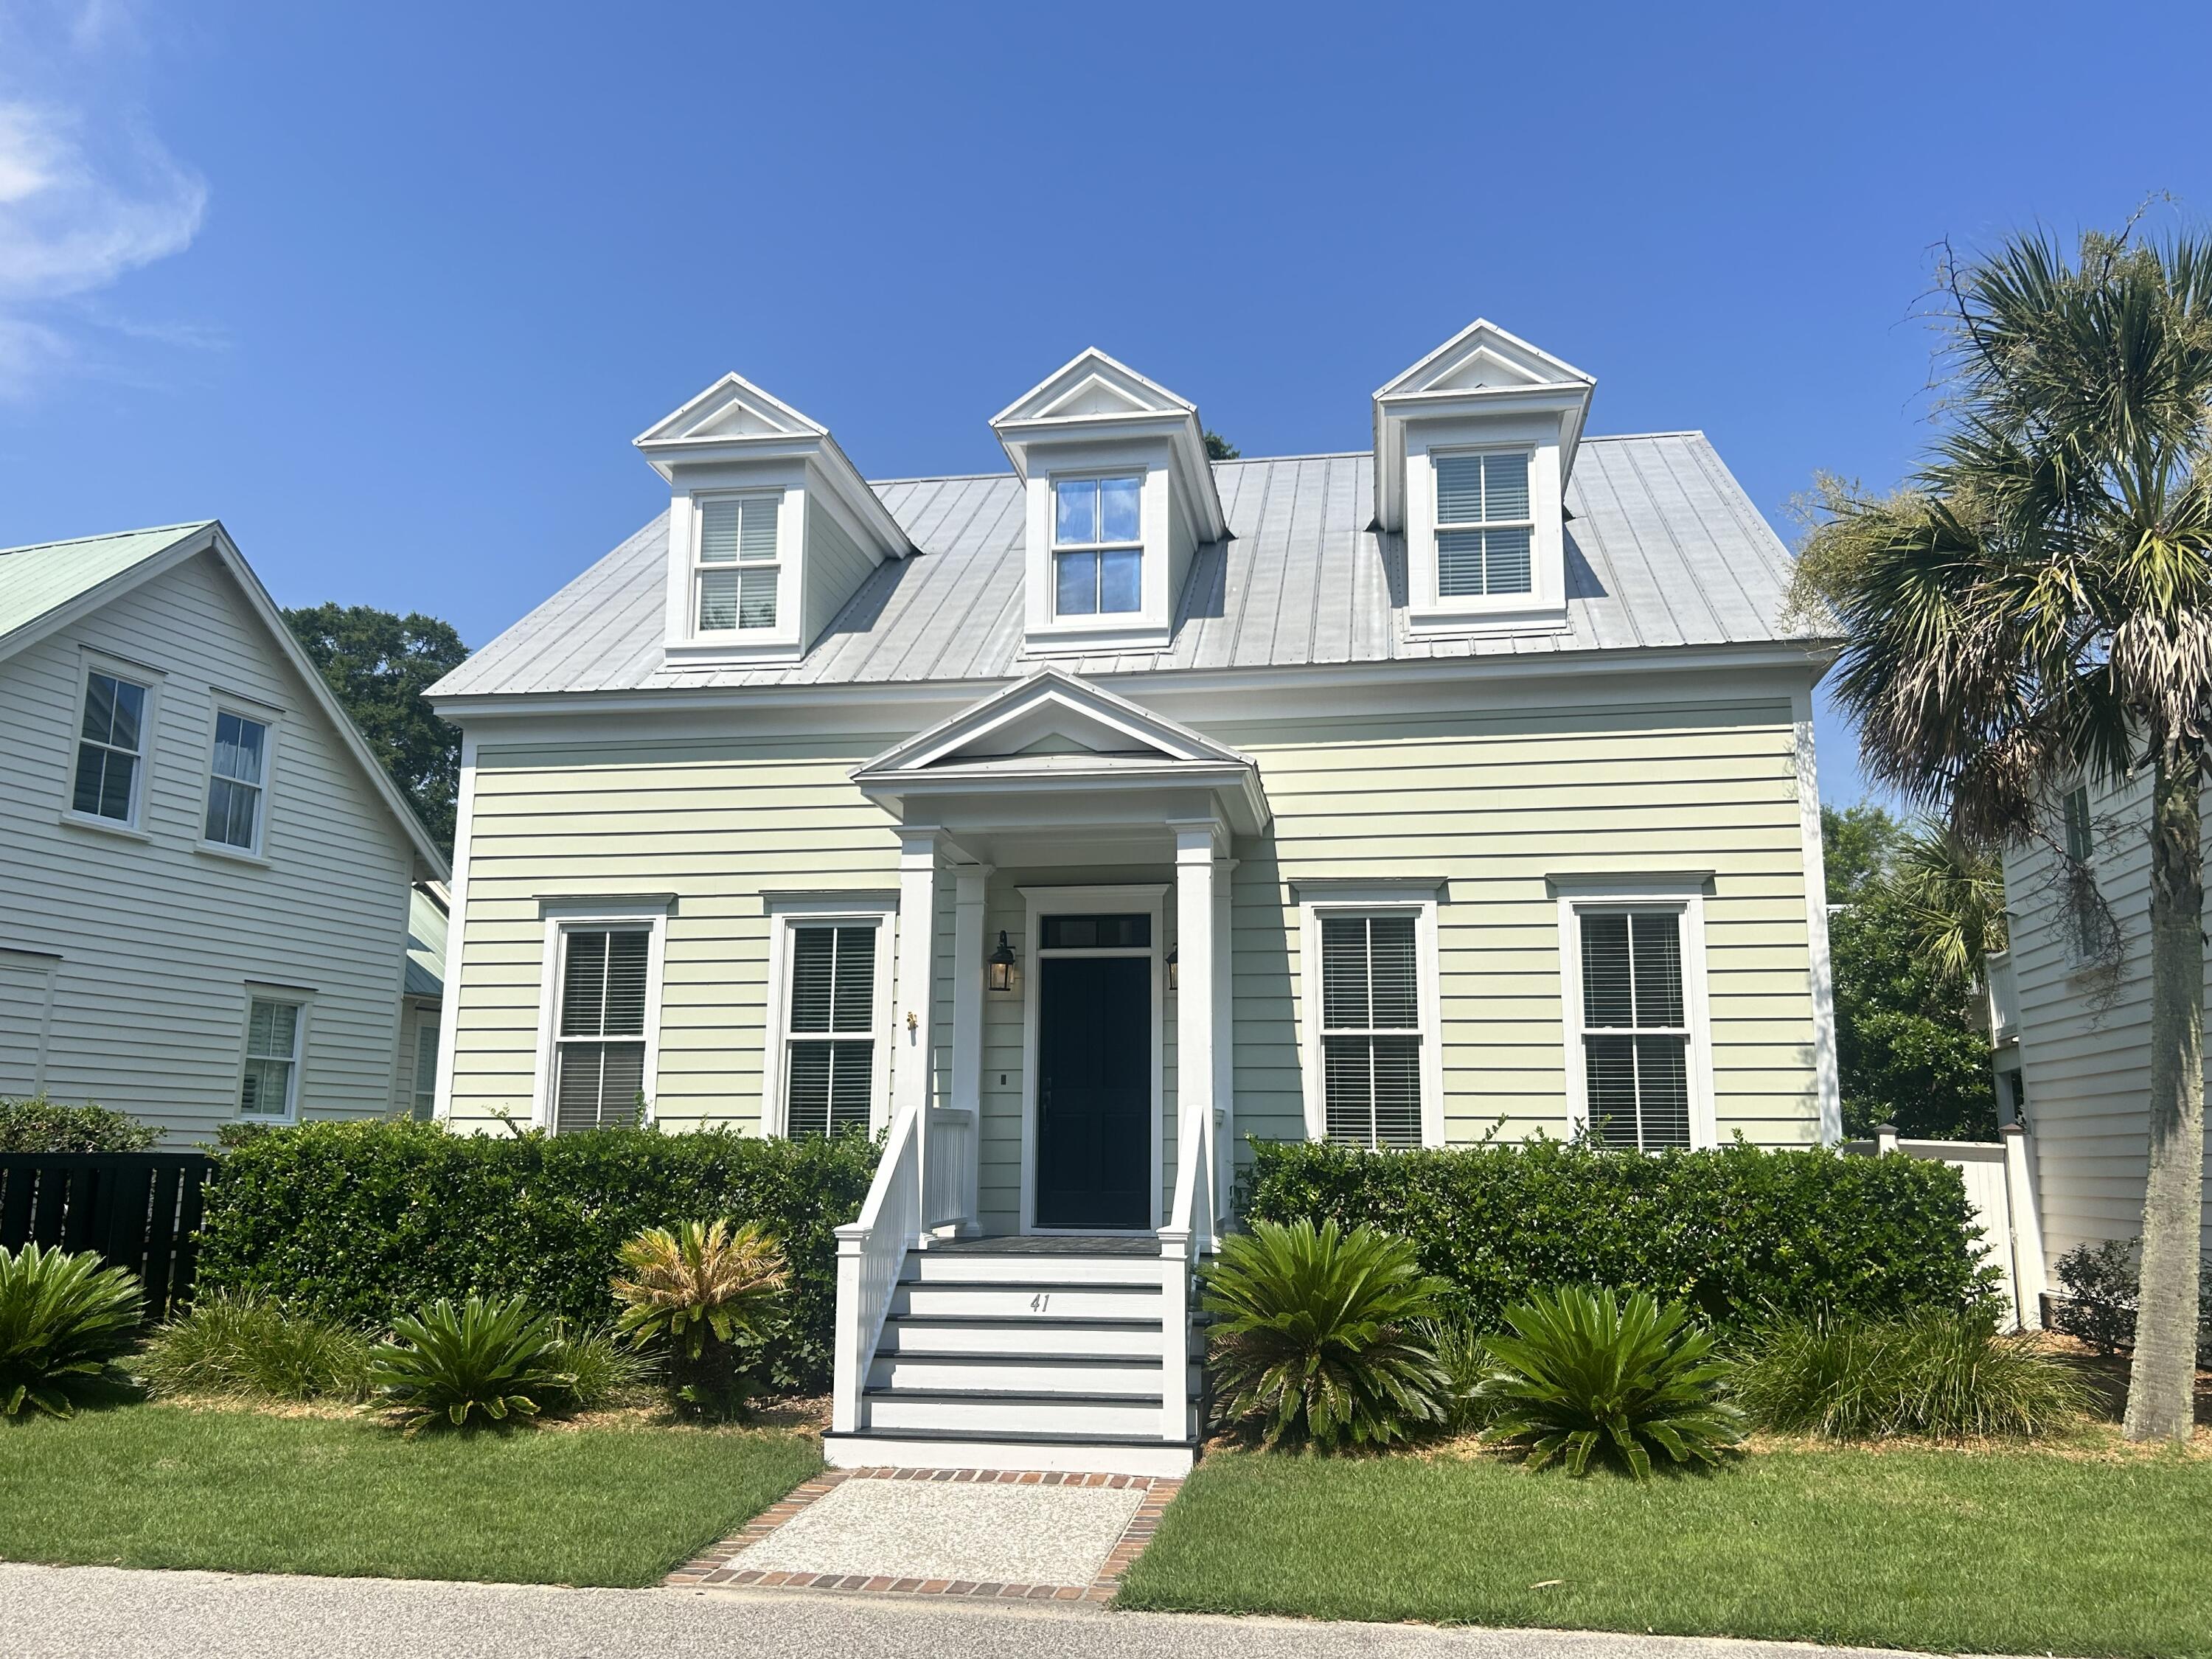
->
<box><xmin>1165</xmin><ymin>822</ymin><xmax>1217</xmax><ymax>1442</ymax></box>
<box><xmin>831</xmin><ymin>1232</ymin><xmax>864</xmax><ymax>1433</ymax></box>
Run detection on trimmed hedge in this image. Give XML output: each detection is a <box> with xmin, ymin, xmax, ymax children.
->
<box><xmin>0</xmin><ymin>1097</ymin><xmax>159</xmax><ymax>1152</ymax></box>
<box><xmin>194</xmin><ymin>1120</ymin><xmax>877</xmax><ymax>1393</ymax></box>
<box><xmin>1239</xmin><ymin>1137</ymin><xmax>1999</xmax><ymax>1333</ymax></box>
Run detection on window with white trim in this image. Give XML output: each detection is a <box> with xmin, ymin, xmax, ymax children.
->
<box><xmin>694</xmin><ymin>493</ymin><xmax>781</xmax><ymax>633</ymax></box>
<box><xmin>1434</xmin><ymin>451</ymin><xmax>1533</xmax><ymax>598</ymax></box>
<box><xmin>1576</xmin><ymin>909</ymin><xmax>1691</xmax><ymax>1150</ymax></box>
<box><xmin>553</xmin><ymin>926</ymin><xmax>650</xmax><ymax>1132</ymax></box>
<box><xmin>2061</xmin><ymin>784</ymin><xmax>2093</xmax><ymax>864</ymax></box>
<box><xmin>1318</xmin><ymin>912</ymin><xmax>1423</xmax><ymax>1148</ymax></box>
<box><xmin>204</xmin><ymin>710</ymin><xmax>269</xmax><ymax>850</ymax></box>
<box><xmin>411</xmin><ymin>1018</ymin><xmax>439</xmax><ymax>1121</ymax></box>
<box><xmin>1051</xmin><ymin>475</ymin><xmax>1142</xmax><ymax>616</ymax></box>
<box><xmin>239</xmin><ymin>995</ymin><xmax>305</xmax><ymax>1118</ymax></box>
<box><xmin>72</xmin><ymin>668</ymin><xmax>149</xmax><ymax>824</ymax></box>
<box><xmin>782</xmin><ymin>922</ymin><xmax>878</xmax><ymax>1137</ymax></box>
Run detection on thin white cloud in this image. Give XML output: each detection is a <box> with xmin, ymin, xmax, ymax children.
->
<box><xmin>0</xmin><ymin>0</ymin><xmax>207</xmax><ymax>397</ymax></box>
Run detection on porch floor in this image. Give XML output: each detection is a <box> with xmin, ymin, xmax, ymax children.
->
<box><xmin>925</xmin><ymin>1234</ymin><xmax>1161</xmax><ymax>1257</ymax></box>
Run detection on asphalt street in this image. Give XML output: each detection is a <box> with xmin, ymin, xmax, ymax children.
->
<box><xmin>0</xmin><ymin>1563</ymin><xmax>1924</xmax><ymax>1659</ymax></box>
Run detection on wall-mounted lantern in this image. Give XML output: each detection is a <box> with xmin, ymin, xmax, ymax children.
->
<box><xmin>1167</xmin><ymin>942</ymin><xmax>1179</xmax><ymax>991</ymax></box>
<box><xmin>988</xmin><ymin>930</ymin><xmax>1018</xmax><ymax>992</ymax></box>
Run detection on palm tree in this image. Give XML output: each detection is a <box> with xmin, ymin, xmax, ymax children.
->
<box><xmin>1794</xmin><ymin>226</ymin><xmax>2212</xmax><ymax>1441</ymax></box>
<box><xmin>1891</xmin><ymin>822</ymin><xmax>2008</xmax><ymax>990</ymax></box>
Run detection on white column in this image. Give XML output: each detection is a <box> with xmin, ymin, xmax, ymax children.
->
<box><xmin>1173</xmin><ymin>823</ymin><xmax>1217</xmax><ymax>1169</ymax></box>
<box><xmin>892</xmin><ymin>829</ymin><xmax>942</xmax><ymax>1126</ymax></box>
<box><xmin>2003</xmin><ymin>1123</ymin><xmax>2050</xmax><ymax>1329</ymax></box>
<box><xmin>945</xmin><ymin>863</ymin><xmax>990</xmax><ymax>1236</ymax></box>
<box><xmin>1211</xmin><ymin>857</ymin><xmax>1237</xmax><ymax>1246</ymax></box>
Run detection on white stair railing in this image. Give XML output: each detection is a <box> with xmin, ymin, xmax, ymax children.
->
<box><xmin>830</xmin><ymin>1098</ymin><xmax>923</xmax><ymax>1435</ymax></box>
<box><xmin>922</xmin><ymin>1105</ymin><xmax>976</xmax><ymax>1234</ymax></box>
<box><xmin>1158</xmin><ymin>1084</ymin><xmax>1217</xmax><ymax>1443</ymax></box>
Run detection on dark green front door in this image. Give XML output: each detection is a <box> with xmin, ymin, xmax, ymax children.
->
<box><xmin>1035</xmin><ymin>956</ymin><xmax>1150</xmax><ymax>1229</ymax></box>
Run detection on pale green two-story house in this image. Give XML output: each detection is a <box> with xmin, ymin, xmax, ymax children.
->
<box><xmin>428</xmin><ymin>321</ymin><xmax>1840</xmax><ymax>1472</ymax></box>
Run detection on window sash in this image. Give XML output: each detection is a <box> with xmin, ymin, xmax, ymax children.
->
<box><xmin>1051</xmin><ymin>476</ymin><xmax>1143</xmax><ymax>551</ymax></box>
<box><xmin>412</xmin><ymin>1021</ymin><xmax>439</xmax><ymax>1119</ymax></box>
<box><xmin>1575</xmin><ymin>908</ymin><xmax>1692</xmax><ymax>1150</ymax></box>
<box><xmin>72</xmin><ymin>670</ymin><xmax>147</xmax><ymax>822</ymax></box>
<box><xmin>695</xmin><ymin>496</ymin><xmax>781</xmax><ymax>633</ymax></box>
<box><xmin>239</xmin><ymin>997</ymin><xmax>302</xmax><ymax>1118</ymax></box>
<box><xmin>204</xmin><ymin>712</ymin><xmax>269</xmax><ymax>849</ymax></box>
<box><xmin>782</xmin><ymin>922</ymin><xmax>877</xmax><ymax>1137</ymax></box>
<box><xmin>1317</xmin><ymin>912</ymin><xmax>1422</xmax><ymax>1147</ymax></box>
<box><xmin>1435</xmin><ymin>452</ymin><xmax>1534</xmax><ymax>599</ymax></box>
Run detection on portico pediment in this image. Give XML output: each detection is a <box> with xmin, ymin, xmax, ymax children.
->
<box><xmin>851</xmin><ymin>666</ymin><xmax>1268</xmax><ymax>847</ymax></box>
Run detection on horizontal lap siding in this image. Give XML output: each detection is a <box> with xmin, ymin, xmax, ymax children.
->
<box><xmin>2003</xmin><ymin>773</ymin><xmax>2212</xmax><ymax>1260</ymax></box>
<box><xmin>0</xmin><ymin>554</ymin><xmax>414</xmax><ymax>1142</ymax></box>
<box><xmin>1225</xmin><ymin>699</ymin><xmax>1818</xmax><ymax>1151</ymax></box>
<box><xmin>448</xmin><ymin>735</ymin><xmax>910</xmax><ymax>1132</ymax></box>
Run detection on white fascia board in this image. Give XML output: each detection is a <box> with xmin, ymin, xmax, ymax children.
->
<box><xmin>989</xmin><ymin>346</ymin><xmax>1197</xmax><ymax>428</ymax></box>
<box><xmin>1371</xmin><ymin>317</ymin><xmax>1596</xmax><ymax>401</ymax></box>
<box><xmin>432</xmin><ymin>638</ymin><xmax>1843</xmax><ymax>733</ymax></box>
<box><xmin>633</xmin><ymin>372</ymin><xmax>827</xmax><ymax>448</ymax></box>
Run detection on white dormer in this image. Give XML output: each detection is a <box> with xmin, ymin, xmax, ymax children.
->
<box><xmin>990</xmin><ymin>349</ymin><xmax>1226</xmax><ymax>655</ymax></box>
<box><xmin>636</xmin><ymin>375</ymin><xmax>911</xmax><ymax>666</ymax></box>
<box><xmin>1372</xmin><ymin>320</ymin><xmax>1595</xmax><ymax>638</ymax></box>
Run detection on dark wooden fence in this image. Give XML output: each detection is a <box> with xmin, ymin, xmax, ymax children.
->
<box><xmin>0</xmin><ymin>1152</ymin><xmax>215</xmax><ymax>1321</ymax></box>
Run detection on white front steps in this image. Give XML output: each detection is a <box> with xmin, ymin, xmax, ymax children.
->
<box><xmin>824</xmin><ymin>1240</ymin><xmax>1202</xmax><ymax>1477</ymax></box>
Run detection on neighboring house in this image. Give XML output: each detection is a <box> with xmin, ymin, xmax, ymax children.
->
<box><xmin>0</xmin><ymin>522</ymin><xmax>450</xmax><ymax>1141</ymax></box>
<box><xmin>1984</xmin><ymin>771</ymin><xmax>2212</xmax><ymax>1283</ymax></box>
<box><xmin>428</xmin><ymin>321</ymin><xmax>1840</xmax><ymax>1471</ymax></box>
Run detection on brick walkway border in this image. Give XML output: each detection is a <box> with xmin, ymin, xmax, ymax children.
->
<box><xmin>667</xmin><ymin>1466</ymin><xmax>1182</xmax><ymax>1604</ymax></box>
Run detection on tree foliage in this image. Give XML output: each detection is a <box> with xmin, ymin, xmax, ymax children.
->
<box><xmin>282</xmin><ymin>604</ymin><xmax>468</xmax><ymax>856</ymax></box>
<box><xmin>1792</xmin><ymin>223</ymin><xmax>2212</xmax><ymax>1441</ymax></box>
<box><xmin>1823</xmin><ymin>802</ymin><xmax>2003</xmax><ymax>1140</ymax></box>
<box><xmin>1203</xmin><ymin>429</ymin><xmax>1240</xmax><ymax>461</ymax></box>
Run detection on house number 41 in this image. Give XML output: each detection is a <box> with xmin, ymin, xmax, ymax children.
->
<box><xmin>1029</xmin><ymin>1293</ymin><xmax>1050</xmax><ymax>1313</ymax></box>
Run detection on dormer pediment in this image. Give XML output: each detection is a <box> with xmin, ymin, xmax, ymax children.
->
<box><xmin>637</xmin><ymin>372</ymin><xmax>910</xmax><ymax>669</ymax></box>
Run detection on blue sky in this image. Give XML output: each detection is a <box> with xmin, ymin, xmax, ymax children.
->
<box><xmin>3</xmin><ymin>1</ymin><xmax>2207</xmax><ymax>805</ymax></box>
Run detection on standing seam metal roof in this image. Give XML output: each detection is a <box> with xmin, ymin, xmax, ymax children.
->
<box><xmin>431</xmin><ymin>433</ymin><xmax>1811</xmax><ymax>699</ymax></box>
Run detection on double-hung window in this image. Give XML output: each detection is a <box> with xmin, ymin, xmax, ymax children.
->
<box><xmin>72</xmin><ymin>669</ymin><xmax>149</xmax><ymax>824</ymax></box>
<box><xmin>411</xmin><ymin>1018</ymin><xmax>440</xmax><ymax>1120</ymax></box>
<box><xmin>204</xmin><ymin>711</ymin><xmax>270</xmax><ymax>851</ymax></box>
<box><xmin>1434</xmin><ymin>451</ymin><xmax>1533</xmax><ymax>598</ymax></box>
<box><xmin>1576</xmin><ymin>909</ymin><xmax>1691</xmax><ymax>1150</ymax></box>
<box><xmin>239</xmin><ymin>995</ymin><xmax>305</xmax><ymax>1119</ymax></box>
<box><xmin>2061</xmin><ymin>784</ymin><xmax>2093</xmax><ymax>864</ymax></box>
<box><xmin>1051</xmin><ymin>475</ymin><xmax>1143</xmax><ymax>616</ymax></box>
<box><xmin>553</xmin><ymin>926</ymin><xmax>651</xmax><ymax>1132</ymax></box>
<box><xmin>695</xmin><ymin>494</ymin><xmax>780</xmax><ymax>633</ymax></box>
<box><xmin>1318</xmin><ymin>913</ymin><xmax>1424</xmax><ymax>1148</ymax></box>
<box><xmin>781</xmin><ymin>922</ymin><xmax>878</xmax><ymax>1137</ymax></box>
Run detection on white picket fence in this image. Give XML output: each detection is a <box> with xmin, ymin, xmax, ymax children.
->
<box><xmin>1844</xmin><ymin>1124</ymin><xmax>2048</xmax><ymax>1329</ymax></box>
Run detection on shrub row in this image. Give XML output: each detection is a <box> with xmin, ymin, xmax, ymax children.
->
<box><xmin>1238</xmin><ymin>1136</ymin><xmax>1999</xmax><ymax>1333</ymax></box>
<box><xmin>192</xmin><ymin>1120</ymin><xmax>877</xmax><ymax>1393</ymax></box>
<box><xmin>0</xmin><ymin>1097</ymin><xmax>159</xmax><ymax>1152</ymax></box>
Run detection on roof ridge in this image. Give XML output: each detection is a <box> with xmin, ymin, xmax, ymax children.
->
<box><xmin>0</xmin><ymin>521</ymin><xmax>212</xmax><ymax>557</ymax></box>
<box><xmin>1582</xmin><ymin>430</ymin><xmax>1705</xmax><ymax>443</ymax></box>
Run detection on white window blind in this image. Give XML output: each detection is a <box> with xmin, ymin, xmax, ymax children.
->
<box><xmin>1318</xmin><ymin>913</ymin><xmax>1422</xmax><ymax>1148</ymax></box>
<box><xmin>696</xmin><ymin>495</ymin><xmax>779</xmax><ymax>633</ymax></box>
<box><xmin>240</xmin><ymin>997</ymin><xmax>302</xmax><ymax>1117</ymax></box>
<box><xmin>72</xmin><ymin>669</ymin><xmax>147</xmax><ymax>823</ymax></box>
<box><xmin>1578</xmin><ymin>910</ymin><xmax>1690</xmax><ymax>1150</ymax></box>
<box><xmin>554</xmin><ymin>927</ymin><xmax>650</xmax><ymax>1132</ymax></box>
<box><xmin>412</xmin><ymin>1020</ymin><xmax>439</xmax><ymax>1121</ymax></box>
<box><xmin>1434</xmin><ymin>452</ymin><xmax>1533</xmax><ymax>597</ymax></box>
<box><xmin>784</xmin><ymin>923</ymin><xmax>876</xmax><ymax>1137</ymax></box>
<box><xmin>1051</xmin><ymin>475</ymin><xmax>1142</xmax><ymax>616</ymax></box>
<box><xmin>204</xmin><ymin>711</ymin><xmax>269</xmax><ymax>849</ymax></box>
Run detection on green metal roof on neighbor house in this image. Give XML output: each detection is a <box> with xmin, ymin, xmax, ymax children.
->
<box><xmin>0</xmin><ymin>523</ymin><xmax>217</xmax><ymax>648</ymax></box>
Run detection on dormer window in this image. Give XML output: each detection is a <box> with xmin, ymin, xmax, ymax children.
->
<box><xmin>1373</xmin><ymin>320</ymin><xmax>1594</xmax><ymax>639</ymax></box>
<box><xmin>695</xmin><ymin>493</ymin><xmax>781</xmax><ymax>633</ymax></box>
<box><xmin>990</xmin><ymin>348</ymin><xmax>1227</xmax><ymax>655</ymax></box>
<box><xmin>1433</xmin><ymin>451</ymin><xmax>1532</xmax><ymax>598</ymax></box>
<box><xmin>1052</xmin><ymin>475</ymin><xmax>1144</xmax><ymax>616</ymax></box>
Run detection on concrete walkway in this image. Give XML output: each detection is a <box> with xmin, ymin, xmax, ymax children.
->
<box><xmin>0</xmin><ymin>1562</ymin><xmax>1931</xmax><ymax>1659</ymax></box>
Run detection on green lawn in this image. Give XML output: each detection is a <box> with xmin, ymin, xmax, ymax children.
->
<box><xmin>1119</xmin><ymin>1446</ymin><xmax>2212</xmax><ymax>1658</ymax></box>
<box><xmin>0</xmin><ymin>1405</ymin><xmax>821</xmax><ymax>1587</ymax></box>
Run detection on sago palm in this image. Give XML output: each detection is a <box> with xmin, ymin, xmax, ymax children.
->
<box><xmin>611</xmin><ymin>1218</ymin><xmax>787</xmax><ymax>1413</ymax></box>
<box><xmin>1794</xmin><ymin>224</ymin><xmax>2212</xmax><ymax>1440</ymax></box>
<box><xmin>1201</xmin><ymin>1217</ymin><xmax>1451</xmax><ymax>1449</ymax></box>
<box><xmin>1475</xmin><ymin>1286</ymin><xmax>1742</xmax><ymax>1478</ymax></box>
